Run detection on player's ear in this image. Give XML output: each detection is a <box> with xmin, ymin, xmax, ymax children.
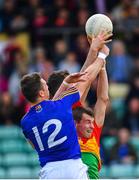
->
<box><xmin>39</xmin><ymin>90</ymin><xmax>45</xmax><ymax>98</ymax></box>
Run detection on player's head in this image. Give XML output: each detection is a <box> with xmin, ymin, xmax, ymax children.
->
<box><xmin>20</xmin><ymin>72</ymin><xmax>49</xmax><ymax>103</ymax></box>
<box><xmin>73</xmin><ymin>107</ymin><xmax>94</xmax><ymax>138</ymax></box>
<box><xmin>47</xmin><ymin>70</ymin><xmax>70</xmax><ymax>99</ymax></box>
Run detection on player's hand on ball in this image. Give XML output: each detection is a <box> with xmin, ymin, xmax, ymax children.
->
<box><xmin>100</xmin><ymin>45</ymin><xmax>110</xmax><ymax>56</ymax></box>
<box><xmin>64</xmin><ymin>72</ymin><xmax>88</xmax><ymax>84</ymax></box>
<box><xmin>89</xmin><ymin>31</ymin><xmax>113</xmax><ymax>51</ymax></box>
<box><xmin>97</xmin><ymin>30</ymin><xmax>113</xmax><ymax>43</ymax></box>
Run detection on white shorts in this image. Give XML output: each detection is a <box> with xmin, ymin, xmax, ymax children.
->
<box><xmin>39</xmin><ymin>158</ymin><xmax>88</xmax><ymax>179</ymax></box>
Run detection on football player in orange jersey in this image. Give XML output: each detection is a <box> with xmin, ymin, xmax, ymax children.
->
<box><xmin>73</xmin><ymin>66</ymin><xmax>109</xmax><ymax>179</ymax></box>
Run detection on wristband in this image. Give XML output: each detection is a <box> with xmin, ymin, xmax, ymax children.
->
<box><xmin>63</xmin><ymin>81</ymin><xmax>69</xmax><ymax>86</ymax></box>
<box><xmin>98</xmin><ymin>52</ymin><xmax>107</xmax><ymax>60</ymax></box>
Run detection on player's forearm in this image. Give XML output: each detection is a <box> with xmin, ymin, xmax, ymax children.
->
<box><xmin>76</xmin><ymin>57</ymin><xmax>105</xmax><ymax>101</ymax></box>
<box><xmin>52</xmin><ymin>83</ymin><xmax>68</xmax><ymax>100</ymax></box>
<box><xmin>84</xmin><ymin>57</ymin><xmax>105</xmax><ymax>82</ymax></box>
<box><xmin>79</xmin><ymin>85</ymin><xmax>90</xmax><ymax>104</ymax></box>
<box><xmin>80</xmin><ymin>58</ymin><xmax>104</xmax><ymax>102</ymax></box>
<box><xmin>83</xmin><ymin>46</ymin><xmax>109</xmax><ymax>87</ymax></box>
<box><xmin>94</xmin><ymin>69</ymin><xmax>109</xmax><ymax>127</ymax></box>
<box><xmin>79</xmin><ymin>47</ymin><xmax>98</xmax><ymax>103</ymax></box>
<box><xmin>97</xmin><ymin>68</ymin><xmax>109</xmax><ymax>102</ymax></box>
<box><xmin>80</xmin><ymin>57</ymin><xmax>104</xmax><ymax>103</ymax></box>
<box><xmin>80</xmin><ymin>47</ymin><xmax>98</xmax><ymax>72</ymax></box>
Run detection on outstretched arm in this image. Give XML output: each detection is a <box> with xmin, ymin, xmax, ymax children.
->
<box><xmin>78</xmin><ymin>32</ymin><xmax>112</xmax><ymax>103</ymax></box>
<box><xmin>94</xmin><ymin>66</ymin><xmax>109</xmax><ymax>127</ymax></box>
<box><xmin>76</xmin><ymin>45</ymin><xmax>109</xmax><ymax>103</ymax></box>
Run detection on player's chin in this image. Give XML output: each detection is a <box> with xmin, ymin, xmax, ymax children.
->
<box><xmin>85</xmin><ymin>132</ymin><xmax>92</xmax><ymax>138</ymax></box>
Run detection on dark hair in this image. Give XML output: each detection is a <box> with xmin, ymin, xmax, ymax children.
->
<box><xmin>73</xmin><ymin>107</ymin><xmax>94</xmax><ymax>123</ymax></box>
<box><xmin>47</xmin><ymin>70</ymin><xmax>70</xmax><ymax>99</ymax></box>
<box><xmin>20</xmin><ymin>72</ymin><xmax>42</xmax><ymax>103</ymax></box>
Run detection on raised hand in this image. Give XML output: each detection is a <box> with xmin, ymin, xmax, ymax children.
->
<box><xmin>87</xmin><ymin>30</ymin><xmax>113</xmax><ymax>51</ymax></box>
<box><xmin>64</xmin><ymin>72</ymin><xmax>88</xmax><ymax>84</ymax></box>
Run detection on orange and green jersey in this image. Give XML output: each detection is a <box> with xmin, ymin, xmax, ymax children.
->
<box><xmin>78</xmin><ymin>121</ymin><xmax>102</xmax><ymax>179</ymax></box>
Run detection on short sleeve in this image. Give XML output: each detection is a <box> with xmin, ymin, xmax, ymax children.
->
<box><xmin>59</xmin><ymin>87</ymin><xmax>80</xmax><ymax>108</ymax></box>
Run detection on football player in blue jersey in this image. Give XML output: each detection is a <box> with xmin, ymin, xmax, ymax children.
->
<box><xmin>20</xmin><ymin>72</ymin><xmax>89</xmax><ymax>179</ymax></box>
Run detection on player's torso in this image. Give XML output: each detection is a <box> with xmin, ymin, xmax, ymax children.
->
<box><xmin>79</xmin><ymin>136</ymin><xmax>100</xmax><ymax>160</ymax></box>
<box><xmin>21</xmin><ymin>100</ymin><xmax>81</xmax><ymax>167</ymax></box>
<box><xmin>78</xmin><ymin>122</ymin><xmax>102</xmax><ymax>170</ymax></box>
<box><xmin>82</xmin><ymin>152</ymin><xmax>99</xmax><ymax>178</ymax></box>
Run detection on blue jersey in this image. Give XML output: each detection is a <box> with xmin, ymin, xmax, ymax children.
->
<box><xmin>21</xmin><ymin>87</ymin><xmax>81</xmax><ymax>167</ymax></box>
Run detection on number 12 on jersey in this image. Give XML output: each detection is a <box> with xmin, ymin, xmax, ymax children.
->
<box><xmin>32</xmin><ymin>119</ymin><xmax>67</xmax><ymax>151</ymax></box>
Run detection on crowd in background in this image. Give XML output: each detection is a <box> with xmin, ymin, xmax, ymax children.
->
<box><xmin>0</xmin><ymin>0</ymin><xmax>139</xmax><ymax>167</ymax></box>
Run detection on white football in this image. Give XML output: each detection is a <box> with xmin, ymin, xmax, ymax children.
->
<box><xmin>85</xmin><ymin>14</ymin><xmax>113</xmax><ymax>37</ymax></box>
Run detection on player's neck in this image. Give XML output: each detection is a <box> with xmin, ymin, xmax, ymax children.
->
<box><xmin>30</xmin><ymin>97</ymin><xmax>47</xmax><ymax>107</ymax></box>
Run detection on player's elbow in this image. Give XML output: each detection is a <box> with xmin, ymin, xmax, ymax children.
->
<box><xmin>99</xmin><ymin>96</ymin><xmax>109</xmax><ymax>104</ymax></box>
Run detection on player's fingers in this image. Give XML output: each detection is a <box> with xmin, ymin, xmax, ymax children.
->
<box><xmin>104</xmin><ymin>33</ymin><xmax>113</xmax><ymax>39</ymax></box>
<box><xmin>79</xmin><ymin>72</ymin><xmax>87</xmax><ymax>75</ymax></box>
<box><xmin>97</xmin><ymin>30</ymin><xmax>106</xmax><ymax>39</ymax></box>
<box><xmin>98</xmin><ymin>31</ymin><xmax>103</xmax><ymax>36</ymax></box>
<box><xmin>104</xmin><ymin>39</ymin><xmax>112</xmax><ymax>43</ymax></box>
<box><xmin>70</xmin><ymin>72</ymin><xmax>79</xmax><ymax>76</ymax></box>
<box><xmin>77</xmin><ymin>72</ymin><xmax>88</xmax><ymax>78</ymax></box>
<box><xmin>71</xmin><ymin>72</ymin><xmax>87</xmax><ymax>78</ymax></box>
<box><xmin>98</xmin><ymin>32</ymin><xmax>110</xmax><ymax>41</ymax></box>
<box><xmin>103</xmin><ymin>30</ymin><xmax>110</xmax><ymax>36</ymax></box>
<box><xmin>76</xmin><ymin>72</ymin><xmax>87</xmax><ymax>77</ymax></box>
<box><xmin>70</xmin><ymin>72</ymin><xmax>82</xmax><ymax>77</ymax></box>
<box><xmin>101</xmin><ymin>32</ymin><xmax>112</xmax><ymax>40</ymax></box>
<box><xmin>99</xmin><ymin>30</ymin><xmax>106</xmax><ymax>36</ymax></box>
<box><xmin>99</xmin><ymin>30</ymin><xmax>109</xmax><ymax>37</ymax></box>
<box><xmin>78</xmin><ymin>79</ymin><xmax>86</xmax><ymax>82</ymax></box>
<box><xmin>78</xmin><ymin>76</ymin><xmax>89</xmax><ymax>82</ymax></box>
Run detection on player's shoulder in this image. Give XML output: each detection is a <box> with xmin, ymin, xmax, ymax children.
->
<box><xmin>53</xmin><ymin>87</ymin><xmax>79</xmax><ymax>101</ymax></box>
<box><xmin>62</xmin><ymin>86</ymin><xmax>79</xmax><ymax>97</ymax></box>
<box><xmin>20</xmin><ymin>111</ymin><xmax>30</xmax><ymax>128</ymax></box>
<box><xmin>94</xmin><ymin>120</ymin><xmax>103</xmax><ymax>130</ymax></box>
<box><xmin>32</xmin><ymin>100</ymin><xmax>55</xmax><ymax>111</ymax></box>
